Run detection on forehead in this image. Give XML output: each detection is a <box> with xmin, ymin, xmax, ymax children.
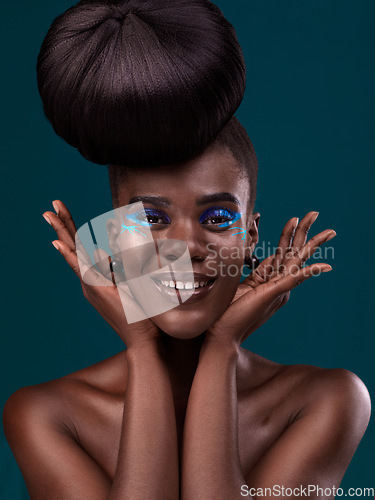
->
<box><xmin>117</xmin><ymin>146</ymin><xmax>250</xmax><ymax>209</ymax></box>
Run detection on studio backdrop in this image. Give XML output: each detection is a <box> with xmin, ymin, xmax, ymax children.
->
<box><xmin>1</xmin><ymin>0</ymin><xmax>374</xmax><ymax>497</ymax></box>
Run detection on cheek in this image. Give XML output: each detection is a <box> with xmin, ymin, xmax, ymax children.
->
<box><xmin>206</xmin><ymin>233</ymin><xmax>247</xmax><ymax>281</ymax></box>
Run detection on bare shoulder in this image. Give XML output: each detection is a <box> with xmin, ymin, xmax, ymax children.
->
<box><xmin>239</xmin><ymin>348</ymin><xmax>371</xmax><ymax>430</ymax></box>
<box><xmin>3</xmin><ymin>378</ymin><xmax>77</xmax><ymax>441</ymax></box>
<box><xmin>2</xmin><ymin>352</ymin><xmax>127</xmax><ymax>498</ymax></box>
<box><xmin>285</xmin><ymin>362</ymin><xmax>371</xmax><ymax>421</ymax></box>
<box><xmin>240</xmin><ymin>351</ymin><xmax>371</xmax><ymax>486</ymax></box>
<box><xmin>295</xmin><ymin>364</ymin><xmax>371</xmax><ymax>431</ymax></box>
<box><xmin>3</xmin><ymin>349</ymin><xmax>128</xmax><ymax>433</ymax></box>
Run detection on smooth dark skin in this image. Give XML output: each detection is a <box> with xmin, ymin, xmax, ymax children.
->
<box><xmin>3</xmin><ymin>145</ymin><xmax>371</xmax><ymax>499</ymax></box>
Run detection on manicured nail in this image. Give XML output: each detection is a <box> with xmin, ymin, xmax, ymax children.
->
<box><xmin>311</xmin><ymin>212</ymin><xmax>319</xmax><ymax>222</ymax></box>
<box><xmin>322</xmin><ymin>266</ymin><xmax>332</xmax><ymax>272</ymax></box>
<box><xmin>52</xmin><ymin>241</ymin><xmax>61</xmax><ymax>251</ymax></box>
<box><xmin>52</xmin><ymin>201</ymin><xmax>60</xmax><ymax>215</ymax></box>
<box><xmin>325</xmin><ymin>231</ymin><xmax>337</xmax><ymax>241</ymax></box>
<box><xmin>43</xmin><ymin>213</ymin><xmax>51</xmax><ymax>225</ymax></box>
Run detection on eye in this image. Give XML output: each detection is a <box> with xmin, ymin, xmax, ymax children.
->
<box><xmin>126</xmin><ymin>209</ymin><xmax>171</xmax><ymax>227</ymax></box>
<box><xmin>199</xmin><ymin>207</ymin><xmax>242</xmax><ymax>228</ymax></box>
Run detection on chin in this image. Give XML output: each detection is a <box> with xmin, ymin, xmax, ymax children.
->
<box><xmin>151</xmin><ymin>306</ymin><xmax>218</xmax><ymax>339</ymax></box>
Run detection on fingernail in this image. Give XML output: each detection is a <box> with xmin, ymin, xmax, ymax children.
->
<box><xmin>43</xmin><ymin>213</ymin><xmax>51</xmax><ymax>225</ymax></box>
<box><xmin>52</xmin><ymin>241</ymin><xmax>60</xmax><ymax>251</ymax></box>
<box><xmin>52</xmin><ymin>201</ymin><xmax>60</xmax><ymax>215</ymax></box>
<box><xmin>312</xmin><ymin>212</ymin><xmax>319</xmax><ymax>222</ymax></box>
<box><xmin>325</xmin><ymin>231</ymin><xmax>337</xmax><ymax>242</ymax></box>
<box><xmin>322</xmin><ymin>266</ymin><xmax>332</xmax><ymax>272</ymax></box>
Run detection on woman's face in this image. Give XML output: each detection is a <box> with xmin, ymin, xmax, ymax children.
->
<box><xmin>114</xmin><ymin>145</ymin><xmax>259</xmax><ymax>339</ymax></box>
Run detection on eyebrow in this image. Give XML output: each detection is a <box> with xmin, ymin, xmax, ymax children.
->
<box><xmin>128</xmin><ymin>192</ymin><xmax>241</xmax><ymax>208</ymax></box>
<box><xmin>195</xmin><ymin>192</ymin><xmax>240</xmax><ymax>206</ymax></box>
<box><xmin>128</xmin><ymin>195</ymin><xmax>170</xmax><ymax>207</ymax></box>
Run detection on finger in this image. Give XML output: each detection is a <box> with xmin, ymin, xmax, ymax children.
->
<box><xmin>52</xmin><ymin>239</ymin><xmax>112</xmax><ymax>287</ymax></box>
<box><xmin>44</xmin><ymin>207</ymin><xmax>93</xmax><ymax>269</ymax></box>
<box><xmin>284</xmin><ymin>229</ymin><xmax>336</xmax><ymax>272</ymax></box>
<box><xmin>44</xmin><ymin>211</ymin><xmax>76</xmax><ymax>251</ymax></box>
<box><xmin>220</xmin><ymin>263</ymin><xmax>330</xmax><ymax>338</ymax></box>
<box><xmin>50</xmin><ymin>200</ymin><xmax>92</xmax><ymax>267</ymax></box>
<box><xmin>280</xmin><ymin>291</ymin><xmax>290</xmax><ymax>307</ymax></box>
<box><xmin>273</xmin><ymin>217</ymin><xmax>299</xmax><ymax>273</ymax></box>
<box><xmin>51</xmin><ymin>200</ymin><xmax>77</xmax><ymax>239</ymax></box>
<box><xmin>242</xmin><ymin>254</ymin><xmax>275</xmax><ymax>288</ymax></box>
<box><xmin>260</xmin><ymin>263</ymin><xmax>332</xmax><ymax>306</ymax></box>
<box><xmin>53</xmin><ymin>240</ymin><xmax>142</xmax><ymax>324</ymax></box>
<box><xmin>291</xmin><ymin>211</ymin><xmax>319</xmax><ymax>252</ymax></box>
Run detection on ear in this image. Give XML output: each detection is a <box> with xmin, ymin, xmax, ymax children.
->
<box><xmin>106</xmin><ymin>218</ymin><xmax>121</xmax><ymax>255</ymax></box>
<box><xmin>245</xmin><ymin>212</ymin><xmax>260</xmax><ymax>254</ymax></box>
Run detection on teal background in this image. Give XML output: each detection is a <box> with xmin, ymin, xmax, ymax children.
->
<box><xmin>1</xmin><ymin>0</ymin><xmax>374</xmax><ymax>496</ymax></box>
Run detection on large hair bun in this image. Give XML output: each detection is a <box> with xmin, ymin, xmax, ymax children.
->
<box><xmin>37</xmin><ymin>0</ymin><xmax>246</xmax><ymax>166</ymax></box>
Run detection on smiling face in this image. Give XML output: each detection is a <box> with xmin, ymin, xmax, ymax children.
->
<box><xmin>110</xmin><ymin>144</ymin><xmax>260</xmax><ymax>339</ymax></box>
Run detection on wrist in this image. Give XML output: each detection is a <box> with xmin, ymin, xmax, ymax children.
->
<box><xmin>126</xmin><ymin>336</ymin><xmax>167</xmax><ymax>361</ymax></box>
<box><xmin>201</xmin><ymin>333</ymin><xmax>239</xmax><ymax>360</ymax></box>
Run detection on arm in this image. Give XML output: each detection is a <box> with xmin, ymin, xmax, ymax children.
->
<box><xmin>50</xmin><ymin>200</ymin><xmax>179</xmax><ymax>498</ymax></box>
<box><xmin>3</xmin><ymin>200</ymin><xmax>180</xmax><ymax>499</ymax></box>
<box><xmin>109</xmin><ymin>340</ymin><xmax>179</xmax><ymax>500</ymax></box>
<box><xmin>181</xmin><ymin>343</ymin><xmax>370</xmax><ymax>500</ymax></box>
<box><xmin>3</xmin><ymin>342</ymin><xmax>179</xmax><ymax>500</ymax></box>
<box><xmin>181</xmin><ymin>339</ymin><xmax>243</xmax><ymax>499</ymax></box>
<box><xmin>3</xmin><ymin>384</ymin><xmax>113</xmax><ymax>499</ymax></box>
<box><xmin>181</xmin><ymin>212</ymin><xmax>370</xmax><ymax>499</ymax></box>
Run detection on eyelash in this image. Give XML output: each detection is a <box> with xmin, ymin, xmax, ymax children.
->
<box><xmin>199</xmin><ymin>207</ymin><xmax>241</xmax><ymax>228</ymax></box>
<box><xmin>126</xmin><ymin>209</ymin><xmax>171</xmax><ymax>226</ymax></box>
<box><xmin>126</xmin><ymin>207</ymin><xmax>241</xmax><ymax>229</ymax></box>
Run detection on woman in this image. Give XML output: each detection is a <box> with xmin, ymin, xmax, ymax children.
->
<box><xmin>3</xmin><ymin>1</ymin><xmax>370</xmax><ymax>499</ymax></box>
<box><xmin>4</xmin><ymin>118</ymin><xmax>371</xmax><ymax>499</ymax></box>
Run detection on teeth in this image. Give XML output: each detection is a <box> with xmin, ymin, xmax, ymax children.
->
<box><xmin>159</xmin><ymin>279</ymin><xmax>210</xmax><ymax>290</ymax></box>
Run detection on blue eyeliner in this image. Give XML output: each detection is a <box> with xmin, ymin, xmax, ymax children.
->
<box><xmin>228</xmin><ymin>227</ymin><xmax>247</xmax><ymax>241</ymax></box>
<box><xmin>120</xmin><ymin>216</ymin><xmax>148</xmax><ymax>237</ymax></box>
<box><xmin>122</xmin><ymin>206</ymin><xmax>244</xmax><ymax>235</ymax></box>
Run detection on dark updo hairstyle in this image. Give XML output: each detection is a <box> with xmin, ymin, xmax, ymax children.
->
<box><xmin>108</xmin><ymin>116</ymin><xmax>259</xmax><ymax>210</ymax></box>
<box><xmin>37</xmin><ymin>0</ymin><xmax>246</xmax><ymax>167</ymax></box>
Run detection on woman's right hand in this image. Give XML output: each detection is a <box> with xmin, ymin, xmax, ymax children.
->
<box><xmin>43</xmin><ymin>199</ymin><xmax>161</xmax><ymax>349</ymax></box>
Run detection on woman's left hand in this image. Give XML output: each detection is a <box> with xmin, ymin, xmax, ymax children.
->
<box><xmin>205</xmin><ymin>211</ymin><xmax>336</xmax><ymax>349</ymax></box>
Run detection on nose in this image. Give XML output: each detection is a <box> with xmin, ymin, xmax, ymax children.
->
<box><xmin>156</xmin><ymin>221</ymin><xmax>209</xmax><ymax>263</ymax></box>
